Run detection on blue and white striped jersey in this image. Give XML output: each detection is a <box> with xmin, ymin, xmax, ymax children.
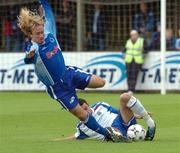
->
<box><xmin>24</xmin><ymin>0</ymin><xmax>66</xmax><ymax>87</ymax></box>
<box><xmin>75</xmin><ymin>102</ymin><xmax>119</xmax><ymax>140</ymax></box>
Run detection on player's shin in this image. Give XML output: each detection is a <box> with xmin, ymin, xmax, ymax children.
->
<box><xmin>127</xmin><ymin>96</ymin><xmax>155</xmax><ymax>128</ymax></box>
<box><xmin>83</xmin><ymin>113</ymin><xmax>127</xmax><ymax>142</ymax></box>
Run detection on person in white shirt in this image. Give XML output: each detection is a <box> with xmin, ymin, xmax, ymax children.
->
<box><xmin>54</xmin><ymin>92</ymin><xmax>156</xmax><ymax>142</ymax></box>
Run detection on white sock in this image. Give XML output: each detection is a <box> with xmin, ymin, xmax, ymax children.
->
<box><xmin>127</xmin><ymin>96</ymin><xmax>155</xmax><ymax>128</ymax></box>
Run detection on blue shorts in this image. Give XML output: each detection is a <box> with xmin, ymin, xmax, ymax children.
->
<box><xmin>111</xmin><ymin>113</ymin><xmax>137</xmax><ymax>137</ymax></box>
<box><xmin>46</xmin><ymin>66</ymin><xmax>92</xmax><ymax>110</ymax></box>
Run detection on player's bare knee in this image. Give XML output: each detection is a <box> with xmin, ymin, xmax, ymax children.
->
<box><xmin>99</xmin><ymin>78</ymin><xmax>106</xmax><ymax>87</ymax></box>
<box><xmin>120</xmin><ymin>93</ymin><xmax>131</xmax><ymax>105</ymax></box>
<box><xmin>88</xmin><ymin>75</ymin><xmax>105</xmax><ymax>88</ymax></box>
<box><xmin>94</xmin><ymin>75</ymin><xmax>105</xmax><ymax>87</ymax></box>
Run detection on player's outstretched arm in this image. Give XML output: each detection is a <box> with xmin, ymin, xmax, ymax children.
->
<box><xmin>39</xmin><ymin>0</ymin><xmax>56</xmax><ymax>36</ymax></box>
<box><xmin>53</xmin><ymin>135</ymin><xmax>76</xmax><ymax>141</ymax></box>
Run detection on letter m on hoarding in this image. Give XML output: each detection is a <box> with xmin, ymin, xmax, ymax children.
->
<box><xmin>13</xmin><ymin>70</ymin><xmax>25</xmax><ymax>83</ymax></box>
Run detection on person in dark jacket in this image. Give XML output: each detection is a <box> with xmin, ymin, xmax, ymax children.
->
<box><xmin>87</xmin><ymin>3</ymin><xmax>107</xmax><ymax>51</ymax></box>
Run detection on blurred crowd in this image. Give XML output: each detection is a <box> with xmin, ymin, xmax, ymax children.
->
<box><xmin>0</xmin><ymin>0</ymin><xmax>179</xmax><ymax>52</ymax></box>
<box><xmin>133</xmin><ymin>1</ymin><xmax>179</xmax><ymax>51</ymax></box>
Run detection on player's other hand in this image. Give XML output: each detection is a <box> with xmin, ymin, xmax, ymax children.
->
<box><xmin>27</xmin><ymin>49</ymin><xmax>36</xmax><ymax>58</ymax></box>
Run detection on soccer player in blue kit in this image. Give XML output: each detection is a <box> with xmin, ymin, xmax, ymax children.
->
<box><xmin>55</xmin><ymin>93</ymin><xmax>156</xmax><ymax>141</ymax></box>
<box><xmin>17</xmin><ymin>0</ymin><xmax>123</xmax><ymax>142</ymax></box>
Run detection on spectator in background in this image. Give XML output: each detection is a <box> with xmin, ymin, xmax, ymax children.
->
<box><xmin>166</xmin><ymin>29</ymin><xmax>176</xmax><ymax>51</ymax></box>
<box><xmin>0</xmin><ymin>15</ymin><xmax>3</xmax><ymax>49</ymax></box>
<box><xmin>133</xmin><ymin>1</ymin><xmax>154</xmax><ymax>50</ymax></box>
<box><xmin>3</xmin><ymin>12</ymin><xmax>13</xmax><ymax>51</ymax></box>
<box><xmin>87</xmin><ymin>2</ymin><xmax>106</xmax><ymax>51</ymax></box>
<box><xmin>12</xmin><ymin>16</ymin><xmax>23</xmax><ymax>52</ymax></box>
<box><xmin>124</xmin><ymin>30</ymin><xmax>148</xmax><ymax>94</ymax></box>
<box><xmin>56</xmin><ymin>0</ymin><xmax>73</xmax><ymax>51</ymax></box>
<box><xmin>175</xmin><ymin>29</ymin><xmax>180</xmax><ymax>51</ymax></box>
<box><xmin>152</xmin><ymin>22</ymin><xmax>160</xmax><ymax>50</ymax></box>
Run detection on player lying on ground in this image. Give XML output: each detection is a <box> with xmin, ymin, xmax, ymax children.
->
<box><xmin>17</xmin><ymin>0</ymin><xmax>122</xmax><ymax>142</ymax></box>
<box><xmin>55</xmin><ymin>93</ymin><xmax>156</xmax><ymax>142</ymax></box>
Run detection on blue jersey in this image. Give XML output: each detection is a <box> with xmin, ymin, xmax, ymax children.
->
<box><xmin>24</xmin><ymin>0</ymin><xmax>92</xmax><ymax>111</ymax></box>
<box><xmin>75</xmin><ymin>102</ymin><xmax>137</xmax><ymax>140</ymax></box>
<box><xmin>24</xmin><ymin>0</ymin><xmax>66</xmax><ymax>87</ymax></box>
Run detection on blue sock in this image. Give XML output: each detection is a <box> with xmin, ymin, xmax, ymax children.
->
<box><xmin>84</xmin><ymin>113</ymin><xmax>109</xmax><ymax>137</ymax></box>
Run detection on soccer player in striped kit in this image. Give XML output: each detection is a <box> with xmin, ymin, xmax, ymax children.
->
<box><xmin>55</xmin><ymin>93</ymin><xmax>156</xmax><ymax>141</ymax></box>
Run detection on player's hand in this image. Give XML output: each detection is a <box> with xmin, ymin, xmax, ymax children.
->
<box><xmin>52</xmin><ymin>135</ymin><xmax>76</xmax><ymax>141</ymax></box>
<box><xmin>27</xmin><ymin>49</ymin><xmax>36</xmax><ymax>59</ymax></box>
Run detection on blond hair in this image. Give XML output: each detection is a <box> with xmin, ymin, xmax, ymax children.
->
<box><xmin>17</xmin><ymin>7</ymin><xmax>44</xmax><ymax>37</ymax></box>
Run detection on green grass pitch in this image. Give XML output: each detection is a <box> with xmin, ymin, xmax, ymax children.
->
<box><xmin>0</xmin><ymin>92</ymin><xmax>180</xmax><ymax>153</ymax></box>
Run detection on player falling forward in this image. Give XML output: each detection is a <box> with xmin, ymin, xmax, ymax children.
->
<box><xmin>55</xmin><ymin>93</ymin><xmax>156</xmax><ymax>141</ymax></box>
<box><xmin>17</xmin><ymin>0</ymin><xmax>122</xmax><ymax>142</ymax></box>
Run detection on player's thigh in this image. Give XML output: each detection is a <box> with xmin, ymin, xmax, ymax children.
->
<box><xmin>46</xmin><ymin>81</ymin><xmax>80</xmax><ymax>111</ymax></box>
<box><xmin>58</xmin><ymin>94</ymin><xmax>88</xmax><ymax>121</ymax></box>
<box><xmin>70</xmin><ymin>67</ymin><xmax>105</xmax><ymax>89</ymax></box>
<box><xmin>120</xmin><ymin>107</ymin><xmax>134</xmax><ymax>124</ymax></box>
<box><xmin>87</xmin><ymin>74</ymin><xmax>105</xmax><ymax>88</ymax></box>
<box><xmin>69</xmin><ymin>66</ymin><xmax>92</xmax><ymax>90</ymax></box>
<box><xmin>119</xmin><ymin>93</ymin><xmax>134</xmax><ymax>124</ymax></box>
